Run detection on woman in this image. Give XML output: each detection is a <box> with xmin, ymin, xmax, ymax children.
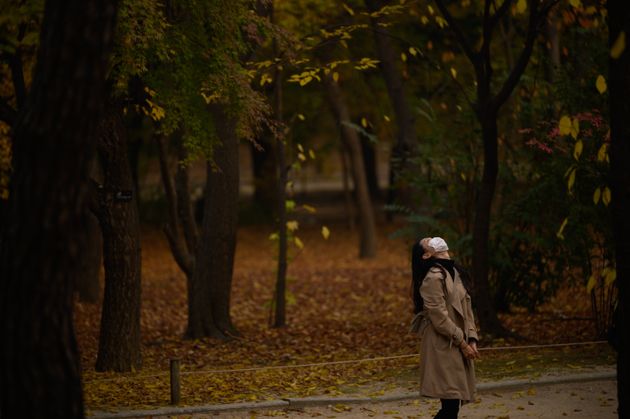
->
<box><xmin>411</xmin><ymin>237</ymin><xmax>479</xmax><ymax>419</ymax></box>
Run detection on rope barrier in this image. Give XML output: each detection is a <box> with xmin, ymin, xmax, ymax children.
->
<box><xmin>83</xmin><ymin>340</ymin><xmax>609</xmax><ymax>384</ymax></box>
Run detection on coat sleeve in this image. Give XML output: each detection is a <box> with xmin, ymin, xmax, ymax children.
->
<box><xmin>465</xmin><ymin>293</ymin><xmax>479</xmax><ymax>342</ymax></box>
<box><xmin>420</xmin><ymin>268</ymin><xmax>465</xmax><ymax>346</ymax></box>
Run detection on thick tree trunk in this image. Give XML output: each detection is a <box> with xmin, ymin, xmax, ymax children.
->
<box><xmin>608</xmin><ymin>1</ymin><xmax>630</xmax><ymax>416</ymax></box>
<box><xmin>0</xmin><ymin>0</ymin><xmax>117</xmax><ymax>416</ymax></box>
<box><xmin>94</xmin><ymin>105</ymin><xmax>142</xmax><ymax>372</ymax></box>
<box><xmin>471</xmin><ymin>116</ymin><xmax>505</xmax><ymax>335</ymax></box>
<box><xmin>365</xmin><ymin>0</ymin><xmax>416</xmax><ymax>207</ymax></box>
<box><xmin>324</xmin><ymin>76</ymin><xmax>377</xmax><ymax>258</ymax></box>
<box><xmin>186</xmin><ymin>106</ymin><xmax>239</xmax><ymax>339</ymax></box>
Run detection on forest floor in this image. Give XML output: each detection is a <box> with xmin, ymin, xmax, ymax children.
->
<box><xmin>75</xmin><ymin>223</ymin><xmax>616</xmax><ymax>414</ymax></box>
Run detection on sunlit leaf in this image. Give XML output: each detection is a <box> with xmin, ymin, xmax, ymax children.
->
<box><xmin>342</xmin><ymin>3</ymin><xmax>355</xmax><ymax>16</ymax></box>
<box><xmin>294</xmin><ymin>236</ymin><xmax>304</xmax><ymax>249</ymax></box>
<box><xmin>603</xmin><ymin>187</ymin><xmax>611</xmax><ymax>206</ymax></box>
<box><xmin>595</xmin><ymin>75</ymin><xmax>607</xmax><ymax>94</ymax></box>
<box><xmin>297</xmin><ymin>114</ymin><xmax>305</xmax><ymax>121</ymax></box>
<box><xmin>361</xmin><ymin>117</ymin><xmax>368</xmax><ymax>128</ymax></box>
<box><xmin>569</xmin><ymin>0</ymin><xmax>582</xmax><ymax>8</ymax></box>
<box><xmin>559</xmin><ymin>116</ymin><xmax>572</xmax><ymax>136</ymax></box>
<box><xmin>515</xmin><ymin>0</ymin><xmax>527</xmax><ymax>14</ymax></box>
<box><xmin>597</xmin><ymin>143</ymin><xmax>608</xmax><ymax>162</ymax></box>
<box><xmin>593</xmin><ymin>187</ymin><xmax>601</xmax><ymax>205</ymax></box>
<box><xmin>567</xmin><ymin>168</ymin><xmax>576</xmax><ymax>192</ymax></box>
<box><xmin>322</xmin><ymin>226</ymin><xmax>330</xmax><ymax>240</ymax></box>
<box><xmin>556</xmin><ymin>217</ymin><xmax>568</xmax><ymax>240</ymax></box>
<box><xmin>573</xmin><ymin>140</ymin><xmax>583</xmax><ymax>160</ymax></box>
<box><xmin>450</xmin><ymin>67</ymin><xmax>457</xmax><ymax>79</ymax></box>
<box><xmin>611</xmin><ymin>31</ymin><xmax>626</xmax><ymax>59</ymax></box>
<box><xmin>286</xmin><ymin>220</ymin><xmax>299</xmax><ymax>232</ymax></box>
<box><xmin>586</xmin><ymin>275</ymin><xmax>597</xmax><ymax>294</ymax></box>
<box><xmin>605</xmin><ymin>269</ymin><xmax>617</xmax><ymax>286</ymax></box>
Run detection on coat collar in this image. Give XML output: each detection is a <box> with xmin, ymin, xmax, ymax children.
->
<box><xmin>436</xmin><ymin>263</ymin><xmax>465</xmax><ymax>318</ymax></box>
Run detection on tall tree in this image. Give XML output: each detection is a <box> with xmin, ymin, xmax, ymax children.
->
<box><xmin>92</xmin><ymin>103</ymin><xmax>142</xmax><ymax>372</ymax></box>
<box><xmin>364</xmin><ymin>0</ymin><xmax>417</xmax><ymax>208</ymax></box>
<box><xmin>324</xmin><ymin>75</ymin><xmax>378</xmax><ymax>258</ymax></box>
<box><xmin>608</xmin><ymin>0</ymin><xmax>630</xmax><ymax>415</ymax></box>
<box><xmin>0</xmin><ymin>0</ymin><xmax>118</xmax><ymax>417</ymax></box>
<box><xmin>433</xmin><ymin>0</ymin><xmax>557</xmax><ymax>336</ymax></box>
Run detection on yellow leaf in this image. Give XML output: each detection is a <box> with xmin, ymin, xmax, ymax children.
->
<box><xmin>298</xmin><ymin>152</ymin><xmax>306</xmax><ymax>162</ymax></box>
<box><xmin>383</xmin><ymin>115</ymin><xmax>391</xmax><ymax>122</ymax></box>
<box><xmin>593</xmin><ymin>187</ymin><xmax>601</xmax><ymax>204</ymax></box>
<box><xmin>596</xmin><ymin>75</ymin><xmax>607</xmax><ymax>94</ymax></box>
<box><xmin>401</xmin><ymin>52</ymin><xmax>407</xmax><ymax>62</ymax></box>
<box><xmin>603</xmin><ymin>187</ymin><xmax>611</xmax><ymax>206</ymax></box>
<box><xmin>309</xmin><ymin>149</ymin><xmax>316</xmax><ymax>159</ymax></box>
<box><xmin>427</xmin><ymin>5</ymin><xmax>434</xmax><ymax>15</ymax></box>
<box><xmin>450</xmin><ymin>67</ymin><xmax>457</xmax><ymax>79</ymax></box>
<box><xmin>286</xmin><ymin>220</ymin><xmax>299</xmax><ymax>232</ymax></box>
<box><xmin>556</xmin><ymin>217</ymin><xmax>568</xmax><ymax>240</ymax></box>
<box><xmin>573</xmin><ymin>140</ymin><xmax>583</xmax><ymax>160</ymax></box>
<box><xmin>342</xmin><ymin>3</ymin><xmax>355</xmax><ymax>16</ymax></box>
<box><xmin>605</xmin><ymin>269</ymin><xmax>617</xmax><ymax>286</ymax></box>
<box><xmin>297</xmin><ymin>114</ymin><xmax>305</xmax><ymax>121</ymax></box>
<box><xmin>435</xmin><ymin>16</ymin><xmax>448</xmax><ymax>28</ymax></box>
<box><xmin>569</xmin><ymin>0</ymin><xmax>582</xmax><ymax>8</ymax></box>
<box><xmin>611</xmin><ymin>31</ymin><xmax>626</xmax><ymax>59</ymax></box>
<box><xmin>321</xmin><ymin>226</ymin><xmax>330</xmax><ymax>240</ymax></box>
<box><xmin>586</xmin><ymin>275</ymin><xmax>597</xmax><ymax>294</ymax></box>
<box><xmin>294</xmin><ymin>236</ymin><xmax>304</xmax><ymax>249</ymax></box>
<box><xmin>361</xmin><ymin>117</ymin><xmax>368</xmax><ymax>128</ymax></box>
<box><xmin>571</xmin><ymin>118</ymin><xmax>580</xmax><ymax>139</ymax></box>
<box><xmin>409</xmin><ymin>47</ymin><xmax>418</xmax><ymax>56</ymax></box>
<box><xmin>302</xmin><ymin>204</ymin><xmax>317</xmax><ymax>213</ymax></box>
<box><xmin>269</xmin><ymin>232</ymin><xmax>279</xmax><ymax>241</ymax></box>
<box><xmin>420</xmin><ymin>15</ymin><xmax>429</xmax><ymax>25</ymax></box>
<box><xmin>567</xmin><ymin>167</ymin><xmax>576</xmax><ymax>192</ymax></box>
<box><xmin>332</xmin><ymin>72</ymin><xmax>339</xmax><ymax>82</ymax></box>
<box><xmin>559</xmin><ymin>116</ymin><xmax>572</xmax><ymax>136</ymax></box>
<box><xmin>597</xmin><ymin>143</ymin><xmax>608</xmax><ymax>162</ymax></box>
<box><xmin>297</xmin><ymin>143</ymin><xmax>304</xmax><ymax>152</ymax></box>
<box><xmin>516</xmin><ymin>0</ymin><xmax>527</xmax><ymax>14</ymax></box>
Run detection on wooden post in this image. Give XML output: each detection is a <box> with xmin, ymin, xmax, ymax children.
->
<box><xmin>170</xmin><ymin>358</ymin><xmax>181</xmax><ymax>404</ymax></box>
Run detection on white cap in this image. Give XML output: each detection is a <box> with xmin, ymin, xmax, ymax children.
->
<box><xmin>428</xmin><ymin>237</ymin><xmax>449</xmax><ymax>253</ymax></box>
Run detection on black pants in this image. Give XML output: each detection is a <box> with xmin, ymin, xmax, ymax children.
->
<box><xmin>434</xmin><ymin>399</ymin><xmax>460</xmax><ymax>419</ymax></box>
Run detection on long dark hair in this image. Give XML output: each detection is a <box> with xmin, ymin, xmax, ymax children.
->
<box><xmin>410</xmin><ymin>241</ymin><xmax>474</xmax><ymax>314</ymax></box>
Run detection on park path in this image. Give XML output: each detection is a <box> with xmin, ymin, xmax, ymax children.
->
<box><xmin>190</xmin><ymin>378</ymin><xmax>617</xmax><ymax>419</ymax></box>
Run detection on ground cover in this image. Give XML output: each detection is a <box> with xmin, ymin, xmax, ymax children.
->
<box><xmin>76</xmin><ymin>224</ymin><xmax>614</xmax><ymax>412</ymax></box>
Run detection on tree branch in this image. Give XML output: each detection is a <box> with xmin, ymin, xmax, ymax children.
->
<box><xmin>0</xmin><ymin>96</ymin><xmax>17</xmax><ymax>125</ymax></box>
<box><xmin>433</xmin><ymin>0</ymin><xmax>479</xmax><ymax>67</ymax></box>
<box><xmin>492</xmin><ymin>0</ymin><xmax>557</xmax><ymax>111</ymax></box>
<box><xmin>155</xmin><ymin>133</ymin><xmax>194</xmax><ymax>276</ymax></box>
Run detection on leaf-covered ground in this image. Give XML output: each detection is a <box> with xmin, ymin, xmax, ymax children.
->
<box><xmin>75</xmin><ymin>224</ymin><xmax>615</xmax><ymax>413</ymax></box>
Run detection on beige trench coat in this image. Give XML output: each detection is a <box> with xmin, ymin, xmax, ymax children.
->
<box><xmin>417</xmin><ymin>265</ymin><xmax>478</xmax><ymax>402</ymax></box>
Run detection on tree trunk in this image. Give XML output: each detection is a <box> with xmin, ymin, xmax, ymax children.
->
<box><xmin>471</xmin><ymin>115</ymin><xmax>505</xmax><ymax>335</ymax></box>
<box><xmin>75</xmin><ymin>210</ymin><xmax>102</xmax><ymax>303</ymax></box>
<box><xmin>324</xmin><ymin>76</ymin><xmax>377</xmax><ymax>258</ymax></box>
<box><xmin>273</xmin><ymin>61</ymin><xmax>287</xmax><ymax>328</ymax></box>
<box><xmin>94</xmin><ymin>104</ymin><xmax>142</xmax><ymax>372</ymax></box>
<box><xmin>0</xmin><ymin>0</ymin><xmax>118</xmax><ymax>416</ymax></box>
<box><xmin>608</xmin><ymin>1</ymin><xmax>630</xmax><ymax>415</ymax></box>
<box><xmin>251</xmin><ymin>133</ymin><xmax>277</xmax><ymax>218</ymax></box>
<box><xmin>365</xmin><ymin>0</ymin><xmax>416</xmax><ymax>208</ymax></box>
<box><xmin>186</xmin><ymin>106</ymin><xmax>239</xmax><ymax>339</ymax></box>
<box><xmin>360</xmin><ymin>131</ymin><xmax>381</xmax><ymax>201</ymax></box>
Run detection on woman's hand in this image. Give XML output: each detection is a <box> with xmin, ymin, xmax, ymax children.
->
<box><xmin>460</xmin><ymin>340</ymin><xmax>480</xmax><ymax>360</ymax></box>
<box><xmin>469</xmin><ymin>341</ymin><xmax>481</xmax><ymax>359</ymax></box>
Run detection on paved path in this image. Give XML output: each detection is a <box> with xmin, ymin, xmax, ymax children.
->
<box><xmin>90</xmin><ymin>370</ymin><xmax>618</xmax><ymax>418</ymax></box>
<box><xmin>199</xmin><ymin>378</ymin><xmax>617</xmax><ymax>418</ymax></box>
